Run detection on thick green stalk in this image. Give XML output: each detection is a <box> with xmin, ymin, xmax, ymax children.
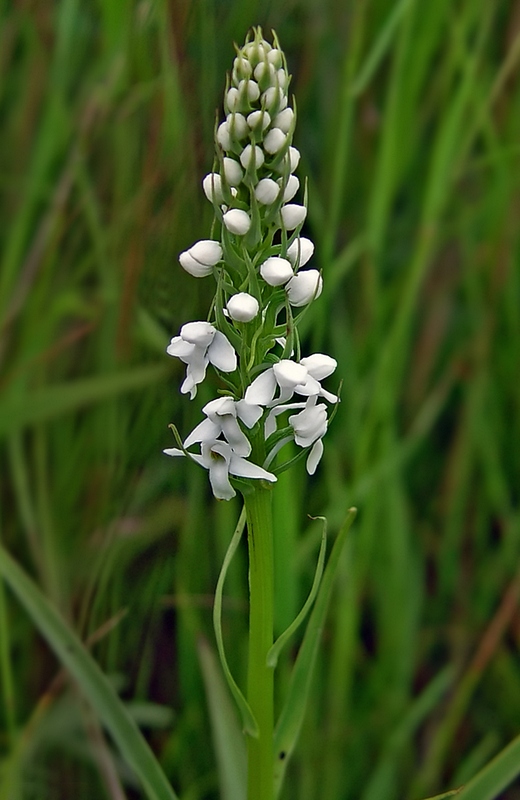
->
<box><xmin>245</xmin><ymin>482</ymin><xmax>275</xmax><ymax>800</ymax></box>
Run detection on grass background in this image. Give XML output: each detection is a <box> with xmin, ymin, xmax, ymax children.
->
<box><xmin>1</xmin><ymin>0</ymin><xmax>520</xmax><ymax>798</ymax></box>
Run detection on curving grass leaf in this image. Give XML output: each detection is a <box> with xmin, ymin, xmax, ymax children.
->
<box><xmin>273</xmin><ymin>508</ymin><xmax>357</xmax><ymax>797</ymax></box>
<box><xmin>0</xmin><ymin>543</ymin><xmax>179</xmax><ymax>800</ymax></box>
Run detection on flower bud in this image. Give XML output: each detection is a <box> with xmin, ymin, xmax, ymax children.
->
<box><xmin>233</xmin><ymin>55</ymin><xmax>252</xmax><ymax>81</ymax></box>
<box><xmin>179</xmin><ymin>239</ymin><xmax>222</xmax><ymax>277</ymax></box>
<box><xmin>274</xmin><ymin>107</ymin><xmax>294</xmax><ymax>133</ymax></box>
<box><xmin>267</xmin><ymin>48</ymin><xmax>283</xmax><ymax>68</ymax></box>
<box><xmin>227</xmin><ymin>112</ymin><xmax>248</xmax><ymax>140</ymax></box>
<box><xmin>226</xmin><ymin>292</ymin><xmax>259</xmax><ymax>322</ymax></box>
<box><xmin>286</xmin><ymin>269</ymin><xmax>323</xmax><ymax>306</ymax></box>
<box><xmin>240</xmin><ymin>144</ymin><xmax>265</xmax><ymax>170</ymax></box>
<box><xmin>226</xmin><ymin>87</ymin><xmax>240</xmax><ymax>112</ymax></box>
<box><xmin>255</xmin><ymin>178</ymin><xmax>280</xmax><ymax>205</ymax></box>
<box><xmin>253</xmin><ymin>61</ymin><xmax>276</xmax><ymax>85</ymax></box>
<box><xmin>288</xmin><ymin>146</ymin><xmax>300</xmax><ymax>172</ymax></box>
<box><xmin>286</xmin><ymin>236</ymin><xmax>314</xmax><ymax>268</ymax></box>
<box><xmin>260</xmin><ymin>256</ymin><xmax>293</xmax><ymax>286</ymax></box>
<box><xmin>202</xmin><ymin>173</ymin><xmax>224</xmax><ymax>204</ymax></box>
<box><xmin>223</xmin><ymin>208</ymin><xmax>251</xmax><ymax>235</ymax></box>
<box><xmin>262</xmin><ymin>87</ymin><xmax>284</xmax><ymax>115</ymax></box>
<box><xmin>281</xmin><ymin>203</ymin><xmax>307</xmax><ymax>230</ymax></box>
<box><xmin>280</xmin><ymin>174</ymin><xmax>299</xmax><ymax>202</ymax></box>
<box><xmin>276</xmin><ymin>69</ymin><xmax>288</xmax><ymax>89</ymax></box>
<box><xmin>223</xmin><ymin>157</ymin><xmax>243</xmax><ymax>186</ymax></box>
<box><xmin>239</xmin><ymin>78</ymin><xmax>260</xmax><ymax>102</ymax></box>
<box><xmin>217</xmin><ymin>121</ymin><xmax>231</xmax><ymax>150</ymax></box>
<box><xmin>179</xmin><ymin>251</ymin><xmax>214</xmax><ymax>277</ymax></box>
<box><xmin>188</xmin><ymin>239</ymin><xmax>223</xmax><ymax>266</ymax></box>
<box><xmin>264</xmin><ymin>128</ymin><xmax>287</xmax><ymax>154</ymax></box>
<box><xmin>247</xmin><ymin>109</ymin><xmax>271</xmax><ymax>131</ymax></box>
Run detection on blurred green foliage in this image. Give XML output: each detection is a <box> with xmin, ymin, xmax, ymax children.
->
<box><xmin>1</xmin><ymin>0</ymin><xmax>520</xmax><ymax>798</ymax></box>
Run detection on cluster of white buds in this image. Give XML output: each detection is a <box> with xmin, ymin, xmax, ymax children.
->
<box><xmin>165</xmin><ymin>28</ymin><xmax>338</xmax><ymax>500</ymax></box>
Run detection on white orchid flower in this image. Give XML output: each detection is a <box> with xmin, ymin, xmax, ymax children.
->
<box><xmin>164</xmin><ymin>438</ymin><xmax>276</xmax><ymax>501</ymax></box>
<box><xmin>166</xmin><ymin>321</ymin><xmax>237</xmax><ymax>399</ymax></box>
<box><xmin>264</xmin><ymin>396</ymin><xmax>328</xmax><ymax>475</ymax></box>
<box><xmin>183</xmin><ymin>396</ymin><xmax>262</xmax><ymax>457</ymax></box>
<box><xmin>244</xmin><ymin>354</ymin><xmax>338</xmax><ymax>407</ymax></box>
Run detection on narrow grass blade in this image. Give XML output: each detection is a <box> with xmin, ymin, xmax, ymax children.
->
<box><xmin>453</xmin><ymin>733</ymin><xmax>520</xmax><ymax>800</ymax></box>
<box><xmin>267</xmin><ymin>516</ymin><xmax>327</xmax><ymax>668</ymax></box>
<box><xmin>273</xmin><ymin>508</ymin><xmax>357</xmax><ymax>797</ymax></box>
<box><xmin>0</xmin><ymin>544</ymin><xmax>179</xmax><ymax>800</ymax></box>
<box><xmin>198</xmin><ymin>637</ymin><xmax>246</xmax><ymax>800</ymax></box>
<box><xmin>213</xmin><ymin>506</ymin><xmax>258</xmax><ymax>737</ymax></box>
<box><xmin>0</xmin><ymin>364</ymin><xmax>169</xmax><ymax>438</ymax></box>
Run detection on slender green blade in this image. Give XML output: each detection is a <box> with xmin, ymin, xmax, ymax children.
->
<box><xmin>0</xmin><ymin>544</ymin><xmax>179</xmax><ymax>800</ymax></box>
<box><xmin>273</xmin><ymin>508</ymin><xmax>357</xmax><ymax>796</ymax></box>
<box><xmin>198</xmin><ymin>637</ymin><xmax>247</xmax><ymax>800</ymax></box>
<box><xmin>454</xmin><ymin>733</ymin><xmax>520</xmax><ymax>800</ymax></box>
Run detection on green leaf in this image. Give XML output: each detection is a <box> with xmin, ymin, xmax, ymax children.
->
<box><xmin>0</xmin><ymin>364</ymin><xmax>169</xmax><ymax>438</ymax></box>
<box><xmin>0</xmin><ymin>544</ymin><xmax>179</xmax><ymax>800</ymax></box>
<box><xmin>453</xmin><ymin>733</ymin><xmax>520</xmax><ymax>800</ymax></box>
<box><xmin>198</xmin><ymin>637</ymin><xmax>247</xmax><ymax>800</ymax></box>
<box><xmin>273</xmin><ymin>508</ymin><xmax>357</xmax><ymax>797</ymax></box>
<box><xmin>267</xmin><ymin>516</ymin><xmax>327</xmax><ymax>668</ymax></box>
<box><xmin>213</xmin><ymin>507</ymin><xmax>259</xmax><ymax>737</ymax></box>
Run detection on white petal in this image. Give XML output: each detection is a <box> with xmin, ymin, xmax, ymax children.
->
<box><xmin>300</xmin><ymin>354</ymin><xmax>337</xmax><ymax>380</ymax></box>
<box><xmin>273</xmin><ymin>360</ymin><xmax>308</xmax><ymax>388</ymax></box>
<box><xmin>166</xmin><ymin>337</ymin><xmax>195</xmax><ymax>360</ymax></box>
<box><xmin>220</xmin><ymin>417</ymin><xmax>251</xmax><ymax>457</ymax></box>
<box><xmin>184</xmin><ymin>418</ymin><xmax>220</xmax><ymax>448</ymax></box>
<box><xmin>320</xmin><ymin>387</ymin><xmax>339</xmax><ymax>404</ymax></box>
<box><xmin>217</xmin><ymin>121</ymin><xmax>231</xmax><ymax>150</ymax></box>
<box><xmin>179</xmin><ymin>251</ymin><xmax>214</xmax><ymax>277</ymax></box>
<box><xmin>245</xmin><ymin>369</ymin><xmax>277</xmax><ymax>406</ymax></box>
<box><xmin>236</xmin><ymin>400</ymin><xmax>264</xmax><ymax>428</ymax></box>
<box><xmin>209</xmin><ymin>459</ymin><xmax>236</xmax><ymax>500</ymax></box>
<box><xmin>208</xmin><ymin>331</ymin><xmax>237</xmax><ymax>372</ymax></box>
<box><xmin>306</xmin><ymin>439</ymin><xmax>324</xmax><ymax>475</ymax></box>
<box><xmin>294</xmin><ymin>375</ymin><xmax>322</xmax><ymax>396</ymax></box>
<box><xmin>188</xmin><ymin>239</ymin><xmax>223</xmax><ymax>266</ymax></box>
<box><xmin>247</xmin><ymin>110</ymin><xmax>271</xmax><ymax>130</ymax></box>
<box><xmin>228</xmin><ymin>454</ymin><xmax>277</xmax><ymax>483</ymax></box>
<box><xmin>181</xmin><ymin>321</ymin><xmax>215</xmax><ymax>347</ymax></box>
<box><xmin>203</xmin><ymin>397</ymin><xmax>236</xmax><ymax>418</ymax></box>
<box><xmin>227</xmin><ymin>112</ymin><xmax>248</xmax><ymax>139</ymax></box>
<box><xmin>163</xmin><ymin>448</ymin><xmax>185</xmax><ymax>457</ymax></box>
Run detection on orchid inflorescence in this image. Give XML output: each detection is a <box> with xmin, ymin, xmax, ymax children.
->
<box><xmin>165</xmin><ymin>28</ymin><xmax>338</xmax><ymax>501</ymax></box>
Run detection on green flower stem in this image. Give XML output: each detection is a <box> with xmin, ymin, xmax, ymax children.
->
<box><xmin>244</xmin><ymin>476</ymin><xmax>275</xmax><ymax>800</ymax></box>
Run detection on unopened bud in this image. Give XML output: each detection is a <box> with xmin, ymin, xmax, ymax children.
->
<box><xmin>260</xmin><ymin>256</ymin><xmax>294</xmax><ymax>286</ymax></box>
<box><xmin>286</xmin><ymin>269</ymin><xmax>323</xmax><ymax>306</ymax></box>
<box><xmin>223</xmin><ymin>157</ymin><xmax>243</xmax><ymax>187</ymax></box>
<box><xmin>255</xmin><ymin>178</ymin><xmax>280</xmax><ymax>205</ymax></box>
<box><xmin>226</xmin><ymin>292</ymin><xmax>259</xmax><ymax>322</ymax></box>
<box><xmin>280</xmin><ymin>203</ymin><xmax>307</xmax><ymax>230</ymax></box>
<box><xmin>264</xmin><ymin>128</ymin><xmax>287</xmax><ymax>154</ymax></box>
<box><xmin>240</xmin><ymin>144</ymin><xmax>265</xmax><ymax>170</ymax></box>
<box><xmin>223</xmin><ymin>208</ymin><xmax>251</xmax><ymax>235</ymax></box>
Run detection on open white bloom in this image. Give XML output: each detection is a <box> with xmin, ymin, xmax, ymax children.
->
<box><xmin>179</xmin><ymin>240</ymin><xmax>223</xmax><ymax>277</ymax></box>
<box><xmin>226</xmin><ymin>292</ymin><xmax>259</xmax><ymax>322</ymax></box>
<box><xmin>259</xmin><ymin>256</ymin><xmax>293</xmax><ymax>286</ymax></box>
<box><xmin>223</xmin><ymin>208</ymin><xmax>251</xmax><ymax>235</ymax></box>
<box><xmin>289</xmin><ymin>398</ymin><xmax>328</xmax><ymax>475</ymax></box>
<box><xmin>184</xmin><ymin>397</ymin><xmax>253</xmax><ymax>456</ymax></box>
<box><xmin>286</xmin><ymin>269</ymin><xmax>323</xmax><ymax>306</ymax></box>
<box><xmin>164</xmin><ymin>439</ymin><xmax>276</xmax><ymax>501</ymax></box>
<box><xmin>167</xmin><ymin>321</ymin><xmax>237</xmax><ymax>399</ymax></box>
<box><xmin>245</xmin><ymin>355</ymin><xmax>337</xmax><ymax>407</ymax></box>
